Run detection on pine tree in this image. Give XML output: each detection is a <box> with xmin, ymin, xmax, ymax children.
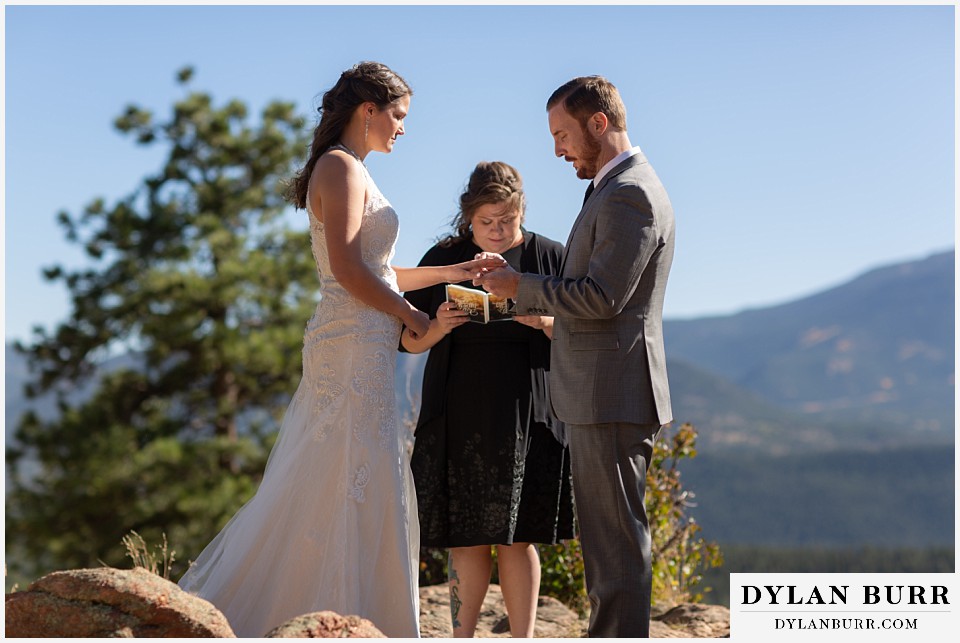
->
<box><xmin>6</xmin><ymin>67</ymin><xmax>314</xmax><ymax>585</ymax></box>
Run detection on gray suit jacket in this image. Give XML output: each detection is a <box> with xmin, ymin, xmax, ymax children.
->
<box><xmin>516</xmin><ymin>150</ymin><xmax>674</xmax><ymax>426</ymax></box>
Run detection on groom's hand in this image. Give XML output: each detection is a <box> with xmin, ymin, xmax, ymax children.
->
<box><xmin>473</xmin><ymin>264</ymin><xmax>521</xmax><ymax>299</ymax></box>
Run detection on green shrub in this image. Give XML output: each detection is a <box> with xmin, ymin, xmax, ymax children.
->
<box><xmin>648</xmin><ymin>423</ymin><xmax>724</xmax><ymax>603</ymax></box>
<box><xmin>538</xmin><ymin>539</ymin><xmax>588</xmax><ymax>614</ymax></box>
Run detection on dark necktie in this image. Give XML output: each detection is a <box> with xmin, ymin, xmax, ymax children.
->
<box><xmin>583</xmin><ymin>181</ymin><xmax>595</xmax><ymax>205</ymax></box>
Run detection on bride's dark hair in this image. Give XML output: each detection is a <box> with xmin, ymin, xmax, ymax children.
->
<box><xmin>286</xmin><ymin>61</ymin><xmax>411</xmax><ymax>210</ymax></box>
<box><xmin>439</xmin><ymin>161</ymin><xmax>526</xmax><ymax>248</ymax></box>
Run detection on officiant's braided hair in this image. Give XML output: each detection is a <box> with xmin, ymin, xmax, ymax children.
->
<box><xmin>287</xmin><ymin>62</ymin><xmax>412</xmax><ymax>210</ymax></box>
<box><xmin>439</xmin><ymin>161</ymin><xmax>526</xmax><ymax>248</ymax></box>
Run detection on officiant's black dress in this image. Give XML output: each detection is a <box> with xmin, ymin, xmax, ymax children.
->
<box><xmin>402</xmin><ymin>230</ymin><xmax>575</xmax><ymax>547</ymax></box>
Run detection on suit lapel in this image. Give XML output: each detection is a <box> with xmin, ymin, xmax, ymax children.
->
<box><xmin>559</xmin><ymin>152</ymin><xmax>648</xmax><ymax>274</ymax></box>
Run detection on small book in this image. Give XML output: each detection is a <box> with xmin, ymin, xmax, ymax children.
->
<box><xmin>445</xmin><ymin>284</ymin><xmax>515</xmax><ymax>324</ymax></box>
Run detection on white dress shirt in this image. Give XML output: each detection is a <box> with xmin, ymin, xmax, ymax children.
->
<box><xmin>592</xmin><ymin>146</ymin><xmax>642</xmax><ymax>188</ymax></box>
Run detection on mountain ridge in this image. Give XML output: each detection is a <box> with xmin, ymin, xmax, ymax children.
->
<box><xmin>664</xmin><ymin>249</ymin><xmax>954</xmax><ymax>437</ymax></box>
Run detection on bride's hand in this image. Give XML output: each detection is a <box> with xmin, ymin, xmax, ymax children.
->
<box><xmin>403</xmin><ymin>306</ymin><xmax>431</xmax><ymax>340</ymax></box>
<box><xmin>442</xmin><ymin>256</ymin><xmax>507</xmax><ymax>283</ymax></box>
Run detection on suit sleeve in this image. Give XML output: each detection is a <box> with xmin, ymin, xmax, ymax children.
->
<box><xmin>517</xmin><ymin>183</ymin><xmax>660</xmax><ymax>319</ymax></box>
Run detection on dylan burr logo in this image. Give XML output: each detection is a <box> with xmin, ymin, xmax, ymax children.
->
<box><xmin>730</xmin><ymin>573</ymin><xmax>957</xmax><ymax>640</ymax></box>
<box><xmin>742</xmin><ymin>584</ymin><xmax>949</xmax><ymax>607</ymax></box>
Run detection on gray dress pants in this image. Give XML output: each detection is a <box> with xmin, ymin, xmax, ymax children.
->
<box><xmin>568</xmin><ymin>422</ymin><xmax>661</xmax><ymax>638</ymax></box>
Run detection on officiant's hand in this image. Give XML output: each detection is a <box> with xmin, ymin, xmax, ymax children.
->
<box><xmin>515</xmin><ymin>315</ymin><xmax>554</xmax><ymax>339</ymax></box>
<box><xmin>435</xmin><ymin>301</ymin><xmax>470</xmax><ymax>335</ymax></box>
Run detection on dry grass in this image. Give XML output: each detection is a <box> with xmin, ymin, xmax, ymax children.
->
<box><xmin>121</xmin><ymin>531</ymin><xmax>176</xmax><ymax>580</ymax></box>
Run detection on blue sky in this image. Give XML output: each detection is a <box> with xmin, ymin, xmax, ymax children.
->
<box><xmin>4</xmin><ymin>4</ymin><xmax>955</xmax><ymax>344</ymax></box>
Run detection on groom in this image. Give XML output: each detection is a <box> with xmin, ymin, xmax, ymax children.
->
<box><xmin>475</xmin><ymin>75</ymin><xmax>674</xmax><ymax>637</ymax></box>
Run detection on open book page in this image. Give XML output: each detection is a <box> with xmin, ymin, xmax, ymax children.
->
<box><xmin>445</xmin><ymin>284</ymin><xmax>513</xmax><ymax>324</ymax></box>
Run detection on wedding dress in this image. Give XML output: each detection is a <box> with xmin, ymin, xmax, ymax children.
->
<box><xmin>178</xmin><ymin>145</ymin><xmax>420</xmax><ymax>638</ymax></box>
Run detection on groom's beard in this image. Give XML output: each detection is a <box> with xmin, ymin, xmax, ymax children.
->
<box><xmin>576</xmin><ymin>129</ymin><xmax>603</xmax><ymax>180</ymax></box>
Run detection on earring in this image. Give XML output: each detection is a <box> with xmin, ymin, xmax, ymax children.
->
<box><xmin>364</xmin><ymin>115</ymin><xmax>370</xmax><ymax>142</ymax></box>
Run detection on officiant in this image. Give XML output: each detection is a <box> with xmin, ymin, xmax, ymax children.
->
<box><xmin>400</xmin><ymin>160</ymin><xmax>574</xmax><ymax>638</ymax></box>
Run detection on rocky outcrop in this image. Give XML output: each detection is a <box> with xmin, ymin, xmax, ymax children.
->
<box><xmin>4</xmin><ymin>567</ymin><xmax>234</xmax><ymax>637</ymax></box>
<box><xmin>653</xmin><ymin>602</ymin><xmax>731</xmax><ymax>638</ymax></box>
<box><xmin>418</xmin><ymin>583</ymin><xmax>730</xmax><ymax>638</ymax></box>
<box><xmin>265</xmin><ymin>611</ymin><xmax>385</xmax><ymax>637</ymax></box>
<box><xmin>419</xmin><ymin>583</ymin><xmax>582</xmax><ymax>638</ymax></box>
<box><xmin>5</xmin><ymin>568</ymin><xmax>728</xmax><ymax>638</ymax></box>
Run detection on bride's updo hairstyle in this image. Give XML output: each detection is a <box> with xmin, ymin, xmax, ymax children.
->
<box><xmin>287</xmin><ymin>61</ymin><xmax>412</xmax><ymax>209</ymax></box>
<box><xmin>439</xmin><ymin>161</ymin><xmax>526</xmax><ymax>248</ymax></box>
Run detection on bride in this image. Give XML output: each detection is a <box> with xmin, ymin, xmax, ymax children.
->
<box><xmin>177</xmin><ymin>61</ymin><xmax>503</xmax><ymax>638</ymax></box>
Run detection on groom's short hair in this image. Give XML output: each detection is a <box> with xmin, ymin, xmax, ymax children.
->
<box><xmin>547</xmin><ymin>76</ymin><xmax>628</xmax><ymax>132</ymax></box>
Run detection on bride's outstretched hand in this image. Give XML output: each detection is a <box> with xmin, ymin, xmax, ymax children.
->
<box><xmin>443</xmin><ymin>256</ymin><xmax>507</xmax><ymax>283</ymax></box>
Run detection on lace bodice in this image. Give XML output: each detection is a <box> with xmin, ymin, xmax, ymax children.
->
<box><xmin>306</xmin><ymin>146</ymin><xmax>400</xmax><ymax>299</ymax></box>
<box><xmin>299</xmin><ymin>145</ymin><xmax>404</xmax><ymax>446</ymax></box>
<box><xmin>302</xmin><ymin>146</ymin><xmax>402</xmax><ymax>349</ymax></box>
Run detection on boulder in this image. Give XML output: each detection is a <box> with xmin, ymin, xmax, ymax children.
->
<box><xmin>655</xmin><ymin>602</ymin><xmax>731</xmax><ymax>638</ymax></box>
<box><xmin>4</xmin><ymin>567</ymin><xmax>234</xmax><ymax>638</ymax></box>
<box><xmin>265</xmin><ymin>611</ymin><xmax>385</xmax><ymax>637</ymax></box>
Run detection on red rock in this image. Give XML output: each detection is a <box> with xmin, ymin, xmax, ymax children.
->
<box><xmin>265</xmin><ymin>611</ymin><xmax>386</xmax><ymax>638</ymax></box>
<box><xmin>4</xmin><ymin>567</ymin><xmax>234</xmax><ymax>637</ymax></box>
